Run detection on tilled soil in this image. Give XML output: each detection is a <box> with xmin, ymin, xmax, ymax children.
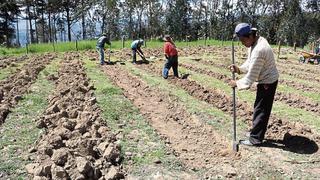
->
<box><xmin>96</xmin><ymin>61</ymin><xmax>320</xmax><ymax>178</ymax></box>
<box><xmin>179</xmin><ymin>62</ymin><xmax>320</xmax><ymax>116</ymax></box>
<box><xmin>101</xmin><ymin>64</ymin><xmax>254</xmax><ymax>178</ymax></box>
<box><xmin>0</xmin><ymin>53</ymin><xmax>56</xmax><ymax>125</ymax></box>
<box><xmin>0</xmin><ymin>55</ymin><xmax>27</xmax><ymax>69</ymax></box>
<box><xmin>277</xmin><ymin>62</ymin><xmax>319</xmax><ymax>76</ymax></box>
<box><xmin>25</xmin><ymin>53</ymin><xmax>123</xmax><ymax>179</ymax></box>
<box><xmin>83</xmin><ymin>47</ymin><xmax>320</xmax><ymax>178</ymax></box>
<box><xmin>138</xmin><ymin>62</ymin><xmax>320</xmax><ymax>153</ymax></box>
<box><xmin>198</xmin><ymin>58</ymin><xmax>320</xmax><ymax>93</ymax></box>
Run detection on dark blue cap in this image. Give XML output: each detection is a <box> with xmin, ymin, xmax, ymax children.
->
<box><xmin>234</xmin><ymin>23</ymin><xmax>253</xmax><ymax>37</ymax></box>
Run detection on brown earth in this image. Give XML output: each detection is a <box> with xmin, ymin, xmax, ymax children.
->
<box><xmin>198</xmin><ymin>56</ymin><xmax>320</xmax><ymax>93</ymax></box>
<box><xmin>0</xmin><ymin>53</ymin><xmax>56</xmax><ymax>125</ymax></box>
<box><xmin>95</xmin><ymin>59</ymin><xmax>319</xmax><ymax>178</ymax></box>
<box><xmin>26</xmin><ymin>53</ymin><xmax>124</xmax><ymax>179</ymax></box>
<box><xmin>0</xmin><ymin>55</ymin><xmax>27</xmax><ymax>69</ymax></box>
<box><xmin>138</xmin><ymin>61</ymin><xmax>320</xmax><ymax>152</ymax></box>
<box><xmin>101</xmin><ymin>63</ymin><xmax>245</xmax><ymax>177</ymax></box>
<box><xmin>179</xmin><ymin>62</ymin><xmax>320</xmax><ymax>116</ymax></box>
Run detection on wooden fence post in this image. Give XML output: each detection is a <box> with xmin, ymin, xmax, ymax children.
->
<box><xmin>277</xmin><ymin>40</ymin><xmax>281</xmax><ymax>61</ymax></box>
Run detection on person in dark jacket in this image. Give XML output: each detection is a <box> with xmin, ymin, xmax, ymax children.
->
<box><xmin>131</xmin><ymin>39</ymin><xmax>145</xmax><ymax>64</ymax></box>
<box><xmin>162</xmin><ymin>35</ymin><xmax>179</xmax><ymax>79</ymax></box>
<box><xmin>96</xmin><ymin>33</ymin><xmax>111</xmax><ymax>65</ymax></box>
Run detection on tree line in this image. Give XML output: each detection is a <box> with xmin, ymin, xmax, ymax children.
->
<box><xmin>0</xmin><ymin>0</ymin><xmax>319</xmax><ymax>48</ymax></box>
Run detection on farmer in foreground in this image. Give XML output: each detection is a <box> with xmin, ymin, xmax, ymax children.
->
<box><xmin>162</xmin><ymin>35</ymin><xmax>179</xmax><ymax>79</ymax></box>
<box><xmin>131</xmin><ymin>39</ymin><xmax>145</xmax><ymax>64</ymax></box>
<box><xmin>229</xmin><ymin>23</ymin><xmax>279</xmax><ymax>146</ymax></box>
<box><xmin>96</xmin><ymin>33</ymin><xmax>111</xmax><ymax>65</ymax></box>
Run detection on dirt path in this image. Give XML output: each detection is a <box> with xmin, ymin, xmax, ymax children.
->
<box><xmin>25</xmin><ymin>53</ymin><xmax>123</xmax><ymax>179</ymax></box>
<box><xmin>0</xmin><ymin>53</ymin><xmax>56</xmax><ymax>125</ymax></box>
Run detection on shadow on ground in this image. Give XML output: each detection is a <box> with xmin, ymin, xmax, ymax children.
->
<box><xmin>261</xmin><ymin>133</ymin><xmax>318</xmax><ymax>154</ymax></box>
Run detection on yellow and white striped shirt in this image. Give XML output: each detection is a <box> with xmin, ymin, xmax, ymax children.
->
<box><xmin>236</xmin><ymin>36</ymin><xmax>279</xmax><ymax>90</ymax></box>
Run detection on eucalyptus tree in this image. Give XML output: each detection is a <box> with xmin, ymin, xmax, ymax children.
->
<box><xmin>214</xmin><ymin>0</ymin><xmax>235</xmax><ymax>40</ymax></box>
<box><xmin>165</xmin><ymin>0</ymin><xmax>192</xmax><ymax>40</ymax></box>
<box><xmin>0</xmin><ymin>0</ymin><xmax>20</xmax><ymax>47</ymax></box>
<box><xmin>276</xmin><ymin>0</ymin><xmax>304</xmax><ymax>46</ymax></box>
<box><xmin>304</xmin><ymin>0</ymin><xmax>320</xmax><ymax>42</ymax></box>
<box><xmin>145</xmin><ymin>0</ymin><xmax>164</xmax><ymax>39</ymax></box>
<box><xmin>92</xmin><ymin>0</ymin><xmax>121</xmax><ymax>39</ymax></box>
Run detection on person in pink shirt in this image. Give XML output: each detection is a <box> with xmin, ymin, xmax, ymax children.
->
<box><xmin>162</xmin><ymin>35</ymin><xmax>179</xmax><ymax>79</ymax></box>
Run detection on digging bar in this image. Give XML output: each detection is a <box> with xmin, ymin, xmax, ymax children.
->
<box><xmin>108</xmin><ymin>44</ymin><xmax>111</xmax><ymax>64</ymax></box>
<box><xmin>232</xmin><ymin>36</ymin><xmax>239</xmax><ymax>152</ymax></box>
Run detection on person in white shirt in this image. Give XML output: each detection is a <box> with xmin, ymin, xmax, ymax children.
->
<box><xmin>229</xmin><ymin>23</ymin><xmax>279</xmax><ymax>146</ymax></box>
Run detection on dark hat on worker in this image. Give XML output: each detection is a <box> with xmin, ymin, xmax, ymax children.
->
<box><xmin>163</xmin><ymin>35</ymin><xmax>172</xmax><ymax>41</ymax></box>
<box><xmin>234</xmin><ymin>23</ymin><xmax>257</xmax><ymax>37</ymax></box>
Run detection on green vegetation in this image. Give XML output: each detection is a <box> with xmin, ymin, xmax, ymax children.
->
<box><xmin>0</xmin><ymin>59</ymin><xmax>58</xmax><ymax>178</ymax></box>
<box><xmin>0</xmin><ymin>39</ymin><xmax>235</xmax><ymax>56</ymax></box>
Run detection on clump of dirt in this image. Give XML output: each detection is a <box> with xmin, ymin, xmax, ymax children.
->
<box><xmin>26</xmin><ymin>54</ymin><xmax>124</xmax><ymax>179</ymax></box>
<box><xmin>0</xmin><ymin>53</ymin><xmax>57</xmax><ymax>125</ymax></box>
<box><xmin>0</xmin><ymin>55</ymin><xmax>27</xmax><ymax>69</ymax></box>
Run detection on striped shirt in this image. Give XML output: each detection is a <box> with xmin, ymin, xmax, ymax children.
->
<box><xmin>237</xmin><ymin>36</ymin><xmax>279</xmax><ymax>90</ymax></box>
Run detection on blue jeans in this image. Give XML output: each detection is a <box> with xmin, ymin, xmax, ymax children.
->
<box><xmin>162</xmin><ymin>55</ymin><xmax>178</xmax><ymax>79</ymax></box>
<box><xmin>97</xmin><ymin>47</ymin><xmax>105</xmax><ymax>64</ymax></box>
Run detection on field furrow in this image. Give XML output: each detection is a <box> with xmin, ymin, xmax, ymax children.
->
<box><xmin>25</xmin><ymin>53</ymin><xmax>124</xmax><ymax>179</ymax></box>
<box><xmin>0</xmin><ymin>53</ymin><xmax>57</xmax><ymax>125</ymax></box>
<box><xmin>178</xmin><ymin>62</ymin><xmax>320</xmax><ymax>116</ymax></box>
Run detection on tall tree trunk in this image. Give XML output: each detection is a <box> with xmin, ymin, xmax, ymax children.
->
<box><xmin>33</xmin><ymin>6</ymin><xmax>38</xmax><ymax>43</ymax></box>
<box><xmin>48</xmin><ymin>12</ymin><xmax>52</xmax><ymax>42</ymax></box>
<box><xmin>81</xmin><ymin>0</ymin><xmax>86</xmax><ymax>40</ymax></box>
<box><xmin>27</xmin><ymin>6</ymin><xmax>34</xmax><ymax>43</ymax></box>
<box><xmin>16</xmin><ymin>18</ymin><xmax>20</xmax><ymax>46</ymax></box>
<box><xmin>66</xmin><ymin>8</ymin><xmax>72</xmax><ymax>41</ymax></box>
<box><xmin>42</xmin><ymin>10</ymin><xmax>45</xmax><ymax>42</ymax></box>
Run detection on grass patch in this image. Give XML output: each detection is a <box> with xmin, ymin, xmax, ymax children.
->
<box><xmin>82</xmin><ymin>58</ymin><xmax>185</xmax><ymax>175</ymax></box>
<box><xmin>0</xmin><ymin>58</ymin><xmax>59</xmax><ymax>178</ymax></box>
<box><xmin>1</xmin><ymin>39</ymin><xmax>237</xmax><ymax>56</ymax></box>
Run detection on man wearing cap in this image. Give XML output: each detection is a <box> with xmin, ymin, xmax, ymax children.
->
<box><xmin>162</xmin><ymin>35</ymin><xmax>179</xmax><ymax>79</ymax></box>
<box><xmin>229</xmin><ymin>23</ymin><xmax>279</xmax><ymax>146</ymax></box>
<box><xmin>96</xmin><ymin>33</ymin><xmax>111</xmax><ymax>65</ymax></box>
<box><xmin>131</xmin><ymin>39</ymin><xmax>145</xmax><ymax>64</ymax></box>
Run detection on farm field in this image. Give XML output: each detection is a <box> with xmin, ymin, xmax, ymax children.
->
<box><xmin>0</xmin><ymin>45</ymin><xmax>320</xmax><ymax>179</ymax></box>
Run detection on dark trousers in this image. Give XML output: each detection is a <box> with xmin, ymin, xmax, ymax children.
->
<box><xmin>249</xmin><ymin>80</ymin><xmax>278</xmax><ymax>144</ymax></box>
<box><xmin>132</xmin><ymin>49</ymin><xmax>137</xmax><ymax>62</ymax></box>
<box><xmin>162</xmin><ymin>55</ymin><xmax>178</xmax><ymax>79</ymax></box>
